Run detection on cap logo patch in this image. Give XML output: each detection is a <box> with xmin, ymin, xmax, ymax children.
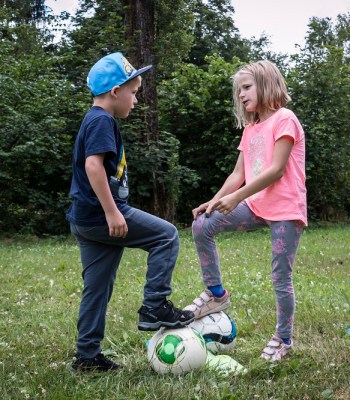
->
<box><xmin>123</xmin><ymin>57</ymin><xmax>134</xmax><ymax>76</ymax></box>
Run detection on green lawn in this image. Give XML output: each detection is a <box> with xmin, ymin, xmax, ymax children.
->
<box><xmin>0</xmin><ymin>225</ymin><xmax>349</xmax><ymax>400</ymax></box>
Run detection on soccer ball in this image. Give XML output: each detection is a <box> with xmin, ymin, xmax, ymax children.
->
<box><xmin>190</xmin><ymin>311</ymin><xmax>237</xmax><ymax>354</ymax></box>
<box><xmin>147</xmin><ymin>326</ymin><xmax>207</xmax><ymax>375</ymax></box>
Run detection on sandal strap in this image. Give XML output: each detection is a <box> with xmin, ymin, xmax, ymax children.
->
<box><xmin>192</xmin><ymin>290</ymin><xmax>212</xmax><ymax>307</ymax></box>
<box><xmin>261</xmin><ymin>336</ymin><xmax>292</xmax><ymax>360</ymax></box>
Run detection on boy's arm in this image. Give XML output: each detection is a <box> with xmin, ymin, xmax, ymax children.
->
<box><xmin>85</xmin><ymin>154</ymin><xmax>128</xmax><ymax>238</ymax></box>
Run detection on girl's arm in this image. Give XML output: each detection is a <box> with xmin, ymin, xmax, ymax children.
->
<box><xmin>193</xmin><ymin>152</ymin><xmax>245</xmax><ymax>219</ymax></box>
<box><xmin>212</xmin><ymin>137</ymin><xmax>293</xmax><ymax>215</ymax></box>
<box><xmin>85</xmin><ymin>154</ymin><xmax>128</xmax><ymax>238</ymax></box>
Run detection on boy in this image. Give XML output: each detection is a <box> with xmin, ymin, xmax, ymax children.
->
<box><xmin>66</xmin><ymin>52</ymin><xmax>194</xmax><ymax>372</ymax></box>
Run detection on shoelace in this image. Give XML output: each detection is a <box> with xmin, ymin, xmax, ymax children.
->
<box><xmin>94</xmin><ymin>354</ymin><xmax>114</xmax><ymax>366</ymax></box>
<box><xmin>163</xmin><ymin>300</ymin><xmax>183</xmax><ymax>317</ymax></box>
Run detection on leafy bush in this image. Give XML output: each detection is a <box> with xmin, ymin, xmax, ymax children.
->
<box><xmin>288</xmin><ymin>16</ymin><xmax>350</xmax><ymax>220</ymax></box>
<box><xmin>159</xmin><ymin>54</ymin><xmax>242</xmax><ymax>223</ymax></box>
<box><xmin>0</xmin><ymin>18</ymin><xmax>87</xmax><ymax>234</ymax></box>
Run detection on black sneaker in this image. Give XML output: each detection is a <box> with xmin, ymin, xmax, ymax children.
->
<box><xmin>138</xmin><ymin>300</ymin><xmax>195</xmax><ymax>331</ymax></box>
<box><xmin>71</xmin><ymin>353</ymin><xmax>123</xmax><ymax>373</ymax></box>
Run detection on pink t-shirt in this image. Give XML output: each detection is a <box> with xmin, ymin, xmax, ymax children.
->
<box><xmin>238</xmin><ymin>107</ymin><xmax>307</xmax><ymax>226</ymax></box>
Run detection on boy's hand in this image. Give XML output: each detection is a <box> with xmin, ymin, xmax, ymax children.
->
<box><xmin>106</xmin><ymin>210</ymin><xmax>128</xmax><ymax>238</ymax></box>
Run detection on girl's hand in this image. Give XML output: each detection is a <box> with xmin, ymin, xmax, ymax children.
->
<box><xmin>193</xmin><ymin>199</ymin><xmax>221</xmax><ymax>219</ymax></box>
<box><xmin>192</xmin><ymin>202</ymin><xmax>210</xmax><ymax>220</ymax></box>
<box><xmin>212</xmin><ymin>193</ymin><xmax>240</xmax><ymax>215</ymax></box>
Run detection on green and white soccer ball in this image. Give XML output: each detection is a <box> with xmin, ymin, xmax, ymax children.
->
<box><xmin>147</xmin><ymin>326</ymin><xmax>207</xmax><ymax>375</ymax></box>
<box><xmin>190</xmin><ymin>311</ymin><xmax>237</xmax><ymax>354</ymax></box>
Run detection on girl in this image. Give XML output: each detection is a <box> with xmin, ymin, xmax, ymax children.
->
<box><xmin>184</xmin><ymin>60</ymin><xmax>307</xmax><ymax>361</ymax></box>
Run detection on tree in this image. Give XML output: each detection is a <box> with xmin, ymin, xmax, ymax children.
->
<box><xmin>53</xmin><ymin>0</ymin><xmax>251</xmax><ymax>223</ymax></box>
<box><xmin>123</xmin><ymin>0</ymin><xmax>166</xmax><ymax>215</ymax></box>
<box><xmin>288</xmin><ymin>14</ymin><xmax>350</xmax><ymax>220</ymax></box>
<box><xmin>189</xmin><ymin>0</ymin><xmax>249</xmax><ymax>66</ymax></box>
<box><xmin>0</xmin><ymin>5</ymin><xmax>80</xmax><ymax>234</ymax></box>
<box><xmin>56</xmin><ymin>0</ymin><xmax>197</xmax><ymax>222</ymax></box>
<box><xmin>60</xmin><ymin>0</ymin><xmax>126</xmax><ymax>85</ymax></box>
<box><xmin>159</xmin><ymin>54</ymin><xmax>241</xmax><ymax>223</ymax></box>
<box><xmin>120</xmin><ymin>0</ymin><xmax>199</xmax><ymax>221</ymax></box>
<box><xmin>0</xmin><ymin>0</ymin><xmax>46</xmax><ymax>23</ymax></box>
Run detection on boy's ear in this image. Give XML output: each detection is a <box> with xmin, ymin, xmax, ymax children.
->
<box><xmin>111</xmin><ymin>85</ymin><xmax>121</xmax><ymax>96</ymax></box>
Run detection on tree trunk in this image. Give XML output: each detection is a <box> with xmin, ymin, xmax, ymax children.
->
<box><xmin>124</xmin><ymin>0</ymin><xmax>158</xmax><ymax>142</ymax></box>
<box><xmin>123</xmin><ymin>0</ymin><xmax>175</xmax><ymax>221</ymax></box>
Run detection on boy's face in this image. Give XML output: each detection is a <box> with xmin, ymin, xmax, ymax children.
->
<box><xmin>113</xmin><ymin>76</ymin><xmax>141</xmax><ymax>119</ymax></box>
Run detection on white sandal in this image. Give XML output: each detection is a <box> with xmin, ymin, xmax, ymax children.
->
<box><xmin>261</xmin><ymin>336</ymin><xmax>293</xmax><ymax>361</ymax></box>
<box><xmin>183</xmin><ymin>289</ymin><xmax>231</xmax><ymax>319</ymax></box>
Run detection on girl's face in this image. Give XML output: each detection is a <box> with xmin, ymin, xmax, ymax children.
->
<box><xmin>236</xmin><ymin>73</ymin><xmax>258</xmax><ymax>113</ymax></box>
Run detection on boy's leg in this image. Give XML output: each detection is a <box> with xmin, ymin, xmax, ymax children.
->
<box><xmin>73</xmin><ymin>204</ymin><xmax>194</xmax><ymax>331</ymax></box>
<box><xmin>116</xmin><ymin>204</ymin><xmax>180</xmax><ymax>309</ymax></box>
<box><xmin>73</xmin><ymin>205</ymin><xmax>179</xmax><ymax>308</ymax></box>
<box><xmin>270</xmin><ymin>221</ymin><xmax>303</xmax><ymax>339</ymax></box>
<box><xmin>115</xmin><ymin>205</ymin><xmax>195</xmax><ymax>330</ymax></box>
<box><xmin>70</xmin><ymin>223</ymin><xmax>124</xmax><ymax>359</ymax></box>
<box><xmin>121</xmin><ymin>207</ymin><xmax>179</xmax><ymax>308</ymax></box>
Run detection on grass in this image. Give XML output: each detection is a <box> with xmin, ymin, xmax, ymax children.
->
<box><xmin>0</xmin><ymin>224</ymin><xmax>349</xmax><ymax>400</ymax></box>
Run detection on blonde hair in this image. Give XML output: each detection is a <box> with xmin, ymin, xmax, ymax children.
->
<box><xmin>232</xmin><ymin>60</ymin><xmax>291</xmax><ymax>128</ymax></box>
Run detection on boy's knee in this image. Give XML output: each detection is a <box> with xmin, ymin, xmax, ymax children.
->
<box><xmin>164</xmin><ymin>221</ymin><xmax>178</xmax><ymax>241</ymax></box>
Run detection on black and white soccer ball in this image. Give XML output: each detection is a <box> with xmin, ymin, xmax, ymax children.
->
<box><xmin>190</xmin><ymin>311</ymin><xmax>237</xmax><ymax>354</ymax></box>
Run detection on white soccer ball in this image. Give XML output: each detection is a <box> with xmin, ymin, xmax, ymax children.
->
<box><xmin>190</xmin><ymin>311</ymin><xmax>237</xmax><ymax>354</ymax></box>
<box><xmin>147</xmin><ymin>326</ymin><xmax>207</xmax><ymax>375</ymax></box>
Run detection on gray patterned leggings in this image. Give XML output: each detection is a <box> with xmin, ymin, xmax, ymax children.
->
<box><xmin>192</xmin><ymin>201</ymin><xmax>303</xmax><ymax>338</ymax></box>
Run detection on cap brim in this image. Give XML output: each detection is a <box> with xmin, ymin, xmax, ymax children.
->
<box><xmin>126</xmin><ymin>65</ymin><xmax>153</xmax><ymax>83</ymax></box>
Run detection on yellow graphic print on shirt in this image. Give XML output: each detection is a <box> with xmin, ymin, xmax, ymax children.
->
<box><xmin>116</xmin><ymin>147</ymin><xmax>126</xmax><ymax>180</ymax></box>
<box><xmin>110</xmin><ymin>145</ymin><xmax>129</xmax><ymax>201</ymax></box>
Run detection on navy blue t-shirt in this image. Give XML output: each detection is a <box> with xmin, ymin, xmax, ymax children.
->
<box><xmin>66</xmin><ymin>106</ymin><xmax>129</xmax><ymax>226</ymax></box>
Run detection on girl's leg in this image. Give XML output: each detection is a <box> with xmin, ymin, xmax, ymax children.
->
<box><xmin>192</xmin><ymin>201</ymin><xmax>267</xmax><ymax>287</ymax></box>
<box><xmin>270</xmin><ymin>221</ymin><xmax>303</xmax><ymax>339</ymax></box>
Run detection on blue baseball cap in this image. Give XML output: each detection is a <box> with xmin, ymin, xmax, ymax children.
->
<box><xmin>87</xmin><ymin>52</ymin><xmax>152</xmax><ymax>96</ymax></box>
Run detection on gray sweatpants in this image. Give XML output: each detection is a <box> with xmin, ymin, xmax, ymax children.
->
<box><xmin>70</xmin><ymin>203</ymin><xmax>179</xmax><ymax>358</ymax></box>
<box><xmin>192</xmin><ymin>201</ymin><xmax>303</xmax><ymax>339</ymax></box>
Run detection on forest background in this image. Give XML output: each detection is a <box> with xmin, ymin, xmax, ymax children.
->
<box><xmin>1</xmin><ymin>0</ymin><xmax>349</xmax><ymax>236</ymax></box>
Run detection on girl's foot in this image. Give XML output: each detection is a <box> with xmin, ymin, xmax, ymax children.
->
<box><xmin>184</xmin><ymin>289</ymin><xmax>231</xmax><ymax>319</ymax></box>
<box><xmin>261</xmin><ymin>336</ymin><xmax>293</xmax><ymax>361</ymax></box>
